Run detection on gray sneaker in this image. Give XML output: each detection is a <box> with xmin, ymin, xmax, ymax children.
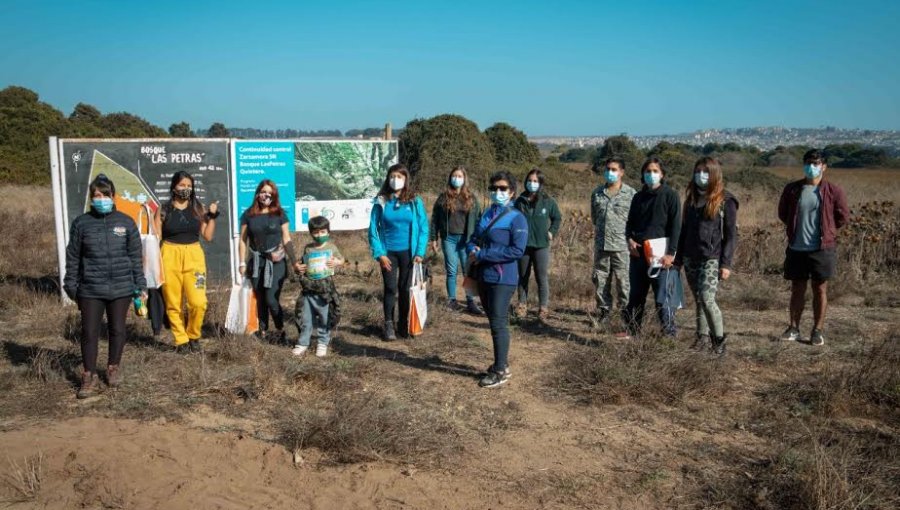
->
<box><xmin>478</xmin><ymin>369</ymin><xmax>510</xmax><ymax>389</ymax></box>
<box><xmin>780</xmin><ymin>326</ymin><xmax>801</xmax><ymax>342</ymax></box>
<box><xmin>810</xmin><ymin>329</ymin><xmax>825</xmax><ymax>346</ymax></box>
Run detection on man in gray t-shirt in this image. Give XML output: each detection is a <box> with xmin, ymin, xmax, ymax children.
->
<box><xmin>791</xmin><ymin>184</ymin><xmax>822</xmax><ymax>252</ymax></box>
<box><xmin>777</xmin><ymin>149</ymin><xmax>849</xmax><ymax>347</ymax></box>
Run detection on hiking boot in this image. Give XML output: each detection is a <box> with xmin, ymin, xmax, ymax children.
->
<box><xmin>76</xmin><ymin>371</ymin><xmax>98</xmax><ymax>399</ymax></box>
<box><xmin>106</xmin><ymin>364</ymin><xmax>121</xmax><ymax>388</ymax></box>
<box><xmin>188</xmin><ymin>339</ymin><xmax>202</xmax><ymax>353</ymax></box>
<box><xmin>316</xmin><ymin>343</ymin><xmax>328</xmax><ymax>358</ymax></box>
<box><xmin>691</xmin><ymin>334</ymin><xmax>711</xmax><ymax>351</ymax></box>
<box><xmin>810</xmin><ymin>329</ymin><xmax>825</xmax><ymax>346</ymax></box>
<box><xmin>291</xmin><ymin>345</ymin><xmax>309</xmax><ymax>356</ymax></box>
<box><xmin>780</xmin><ymin>326</ymin><xmax>801</xmax><ymax>342</ymax></box>
<box><xmin>447</xmin><ymin>300</ymin><xmax>461</xmax><ymax>312</ymax></box>
<box><xmin>383</xmin><ymin>321</ymin><xmax>397</xmax><ymax>341</ymax></box>
<box><xmin>514</xmin><ymin>304</ymin><xmax>528</xmax><ymax>319</ymax></box>
<box><xmin>538</xmin><ymin>307</ymin><xmax>550</xmax><ymax>322</ymax></box>
<box><xmin>465</xmin><ymin>299</ymin><xmax>484</xmax><ymax>315</ymax></box>
<box><xmin>711</xmin><ymin>335</ymin><xmax>728</xmax><ymax>356</ymax></box>
<box><xmin>174</xmin><ymin>343</ymin><xmax>191</xmax><ymax>354</ymax></box>
<box><xmin>478</xmin><ymin>368</ymin><xmax>510</xmax><ymax>388</ymax></box>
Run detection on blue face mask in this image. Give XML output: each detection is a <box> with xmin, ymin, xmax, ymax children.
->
<box><xmin>694</xmin><ymin>171</ymin><xmax>709</xmax><ymax>188</ymax></box>
<box><xmin>804</xmin><ymin>164</ymin><xmax>822</xmax><ymax>179</ymax></box>
<box><xmin>643</xmin><ymin>172</ymin><xmax>661</xmax><ymax>186</ymax></box>
<box><xmin>92</xmin><ymin>197</ymin><xmax>114</xmax><ymax>214</ymax></box>
<box><xmin>604</xmin><ymin>170</ymin><xmax>619</xmax><ymax>184</ymax></box>
<box><xmin>490</xmin><ymin>190</ymin><xmax>511</xmax><ymax>206</ymax></box>
<box><xmin>525</xmin><ymin>181</ymin><xmax>540</xmax><ymax>193</ymax></box>
<box><xmin>450</xmin><ymin>176</ymin><xmax>464</xmax><ymax>189</ymax></box>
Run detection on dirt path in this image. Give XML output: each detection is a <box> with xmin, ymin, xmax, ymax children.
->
<box><xmin>2</xmin><ymin>281</ymin><xmax>897</xmax><ymax>509</ymax></box>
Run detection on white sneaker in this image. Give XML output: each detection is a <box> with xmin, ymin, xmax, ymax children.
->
<box><xmin>315</xmin><ymin>344</ymin><xmax>328</xmax><ymax>358</ymax></box>
<box><xmin>291</xmin><ymin>345</ymin><xmax>308</xmax><ymax>356</ymax></box>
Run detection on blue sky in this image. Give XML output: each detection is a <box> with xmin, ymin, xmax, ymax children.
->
<box><xmin>1</xmin><ymin>0</ymin><xmax>898</xmax><ymax>135</ymax></box>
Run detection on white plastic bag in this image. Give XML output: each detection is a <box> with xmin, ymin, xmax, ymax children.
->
<box><xmin>138</xmin><ymin>205</ymin><xmax>164</xmax><ymax>289</ymax></box>
<box><xmin>225</xmin><ymin>279</ymin><xmax>259</xmax><ymax>335</ymax></box>
<box><xmin>408</xmin><ymin>262</ymin><xmax>427</xmax><ymax>336</ymax></box>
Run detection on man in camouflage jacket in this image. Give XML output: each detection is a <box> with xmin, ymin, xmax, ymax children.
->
<box><xmin>590</xmin><ymin>157</ymin><xmax>637</xmax><ymax>321</ymax></box>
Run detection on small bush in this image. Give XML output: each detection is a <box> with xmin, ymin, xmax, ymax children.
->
<box><xmin>275</xmin><ymin>389</ymin><xmax>459</xmax><ymax>464</ymax></box>
<box><xmin>550</xmin><ymin>339</ymin><xmax>729</xmax><ymax>407</ymax></box>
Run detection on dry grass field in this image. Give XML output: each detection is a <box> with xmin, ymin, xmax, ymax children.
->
<box><xmin>0</xmin><ymin>166</ymin><xmax>897</xmax><ymax>509</ymax></box>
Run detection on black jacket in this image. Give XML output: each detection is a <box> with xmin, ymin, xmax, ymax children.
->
<box><xmin>625</xmin><ymin>183</ymin><xmax>682</xmax><ymax>256</ymax></box>
<box><xmin>429</xmin><ymin>192</ymin><xmax>482</xmax><ymax>243</ymax></box>
<box><xmin>674</xmin><ymin>192</ymin><xmax>739</xmax><ymax>269</ymax></box>
<box><xmin>64</xmin><ymin>209</ymin><xmax>146</xmax><ymax>301</ymax></box>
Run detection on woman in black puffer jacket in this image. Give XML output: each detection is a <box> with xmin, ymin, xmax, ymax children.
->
<box><xmin>64</xmin><ymin>174</ymin><xmax>146</xmax><ymax>399</ymax></box>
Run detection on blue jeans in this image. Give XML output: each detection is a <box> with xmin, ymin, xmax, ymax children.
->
<box><xmin>622</xmin><ymin>255</ymin><xmax>678</xmax><ymax>336</ymax></box>
<box><xmin>296</xmin><ymin>294</ymin><xmax>331</xmax><ymax>347</ymax></box>
<box><xmin>441</xmin><ymin>234</ymin><xmax>475</xmax><ymax>302</ymax></box>
<box><xmin>477</xmin><ymin>282</ymin><xmax>516</xmax><ymax>372</ymax></box>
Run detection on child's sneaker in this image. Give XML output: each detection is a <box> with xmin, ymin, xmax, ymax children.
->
<box><xmin>316</xmin><ymin>343</ymin><xmax>328</xmax><ymax>358</ymax></box>
<box><xmin>291</xmin><ymin>345</ymin><xmax>308</xmax><ymax>356</ymax></box>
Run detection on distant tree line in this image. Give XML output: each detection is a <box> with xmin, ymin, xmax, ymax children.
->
<box><xmin>558</xmin><ymin>138</ymin><xmax>900</xmax><ymax>172</ymax></box>
<box><xmin>2</xmin><ymin>84</ymin><xmax>896</xmax><ymax>187</ymax></box>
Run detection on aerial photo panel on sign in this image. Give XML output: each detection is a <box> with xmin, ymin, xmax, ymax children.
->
<box><xmin>233</xmin><ymin>140</ymin><xmax>398</xmax><ymax>233</ymax></box>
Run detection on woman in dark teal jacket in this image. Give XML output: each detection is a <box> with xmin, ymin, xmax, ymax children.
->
<box><xmin>429</xmin><ymin>166</ymin><xmax>483</xmax><ymax>314</ymax></box>
<box><xmin>514</xmin><ymin>168</ymin><xmax>562</xmax><ymax>320</ymax></box>
<box><xmin>368</xmin><ymin>164</ymin><xmax>429</xmax><ymax>340</ymax></box>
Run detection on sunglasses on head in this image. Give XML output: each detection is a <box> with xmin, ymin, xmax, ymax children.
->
<box><xmin>488</xmin><ymin>185</ymin><xmax>509</xmax><ymax>192</ymax></box>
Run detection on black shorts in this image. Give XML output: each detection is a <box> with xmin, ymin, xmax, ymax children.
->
<box><xmin>784</xmin><ymin>248</ymin><xmax>836</xmax><ymax>281</ymax></box>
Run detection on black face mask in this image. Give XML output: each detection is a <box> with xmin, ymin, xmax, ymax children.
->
<box><xmin>173</xmin><ymin>188</ymin><xmax>192</xmax><ymax>200</ymax></box>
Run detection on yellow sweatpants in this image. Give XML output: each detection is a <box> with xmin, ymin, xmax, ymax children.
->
<box><xmin>161</xmin><ymin>242</ymin><xmax>208</xmax><ymax>346</ymax></box>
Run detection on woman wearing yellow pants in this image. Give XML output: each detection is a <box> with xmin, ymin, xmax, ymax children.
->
<box><xmin>154</xmin><ymin>171</ymin><xmax>219</xmax><ymax>353</ymax></box>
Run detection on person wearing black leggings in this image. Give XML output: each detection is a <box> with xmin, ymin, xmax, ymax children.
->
<box><xmin>239</xmin><ymin>179</ymin><xmax>297</xmax><ymax>344</ymax></box>
<box><xmin>368</xmin><ymin>164</ymin><xmax>429</xmax><ymax>340</ymax></box>
<box><xmin>64</xmin><ymin>174</ymin><xmax>147</xmax><ymax>399</ymax></box>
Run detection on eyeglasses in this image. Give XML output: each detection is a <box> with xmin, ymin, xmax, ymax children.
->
<box><xmin>488</xmin><ymin>185</ymin><xmax>509</xmax><ymax>192</ymax></box>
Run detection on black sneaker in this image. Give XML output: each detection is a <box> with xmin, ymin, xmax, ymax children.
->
<box><xmin>810</xmin><ymin>329</ymin><xmax>825</xmax><ymax>346</ymax></box>
<box><xmin>174</xmin><ymin>343</ymin><xmax>191</xmax><ymax>354</ymax></box>
<box><xmin>465</xmin><ymin>300</ymin><xmax>484</xmax><ymax>315</ymax></box>
<box><xmin>479</xmin><ymin>368</ymin><xmax>510</xmax><ymax>388</ymax></box>
<box><xmin>780</xmin><ymin>326</ymin><xmax>801</xmax><ymax>342</ymax></box>
<box><xmin>188</xmin><ymin>339</ymin><xmax>202</xmax><ymax>353</ymax></box>
<box><xmin>447</xmin><ymin>300</ymin><xmax>461</xmax><ymax>311</ymax></box>
<box><xmin>711</xmin><ymin>335</ymin><xmax>727</xmax><ymax>356</ymax></box>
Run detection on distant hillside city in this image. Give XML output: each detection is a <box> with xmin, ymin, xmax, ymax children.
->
<box><xmin>531</xmin><ymin>127</ymin><xmax>900</xmax><ymax>154</ymax></box>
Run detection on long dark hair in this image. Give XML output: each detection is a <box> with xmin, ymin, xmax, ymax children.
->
<box><xmin>245</xmin><ymin>179</ymin><xmax>284</xmax><ymax>217</ymax></box>
<box><xmin>444</xmin><ymin>165</ymin><xmax>474</xmax><ymax>213</ymax></box>
<box><xmin>641</xmin><ymin>157</ymin><xmax>667</xmax><ymax>184</ymax></box>
<box><xmin>164</xmin><ymin>171</ymin><xmax>205</xmax><ymax>220</ymax></box>
<box><xmin>377</xmin><ymin>163</ymin><xmax>415</xmax><ymax>203</ymax></box>
<box><xmin>523</xmin><ymin>167</ymin><xmax>545</xmax><ymax>203</ymax></box>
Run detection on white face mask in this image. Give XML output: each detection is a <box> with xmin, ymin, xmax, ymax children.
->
<box><xmin>450</xmin><ymin>176</ymin><xmax>464</xmax><ymax>189</ymax></box>
<box><xmin>389</xmin><ymin>177</ymin><xmax>405</xmax><ymax>191</ymax></box>
<box><xmin>526</xmin><ymin>181</ymin><xmax>540</xmax><ymax>193</ymax></box>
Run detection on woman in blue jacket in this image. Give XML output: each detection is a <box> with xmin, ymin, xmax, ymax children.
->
<box><xmin>368</xmin><ymin>164</ymin><xmax>429</xmax><ymax>340</ymax></box>
<box><xmin>467</xmin><ymin>171</ymin><xmax>528</xmax><ymax>388</ymax></box>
